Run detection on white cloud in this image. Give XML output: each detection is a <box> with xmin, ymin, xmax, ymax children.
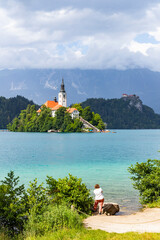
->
<box><xmin>10</xmin><ymin>81</ymin><xmax>27</xmax><ymax>91</ymax></box>
<box><xmin>122</xmin><ymin>41</ymin><xmax>159</xmax><ymax>56</ymax></box>
<box><xmin>72</xmin><ymin>82</ymin><xmax>87</xmax><ymax>95</ymax></box>
<box><xmin>150</xmin><ymin>27</ymin><xmax>160</xmax><ymax>41</ymax></box>
<box><xmin>1</xmin><ymin>1</ymin><xmax>160</xmax><ymax>71</ymax></box>
<box><xmin>44</xmin><ymin>80</ymin><xmax>57</xmax><ymax>90</ymax></box>
<box><xmin>44</xmin><ymin>71</ymin><xmax>58</xmax><ymax>90</ymax></box>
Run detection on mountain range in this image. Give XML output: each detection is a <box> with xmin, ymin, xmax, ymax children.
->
<box><xmin>0</xmin><ymin>68</ymin><xmax>160</xmax><ymax>113</ymax></box>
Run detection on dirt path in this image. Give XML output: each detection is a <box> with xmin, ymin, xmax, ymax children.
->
<box><xmin>84</xmin><ymin>208</ymin><xmax>160</xmax><ymax>233</ymax></box>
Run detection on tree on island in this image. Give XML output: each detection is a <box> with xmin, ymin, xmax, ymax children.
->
<box><xmin>7</xmin><ymin>105</ymin><xmax>54</xmax><ymax>132</ymax></box>
<box><xmin>7</xmin><ymin>103</ymin><xmax>105</xmax><ymax>132</ymax></box>
<box><xmin>72</xmin><ymin>103</ymin><xmax>105</xmax><ymax>130</ymax></box>
<box><xmin>52</xmin><ymin>107</ymin><xmax>83</xmax><ymax>132</ymax></box>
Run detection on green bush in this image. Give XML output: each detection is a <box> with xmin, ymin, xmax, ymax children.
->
<box><xmin>128</xmin><ymin>159</ymin><xmax>160</xmax><ymax>204</ymax></box>
<box><xmin>46</xmin><ymin>174</ymin><xmax>94</xmax><ymax>214</ymax></box>
<box><xmin>24</xmin><ymin>204</ymin><xmax>83</xmax><ymax>237</ymax></box>
<box><xmin>146</xmin><ymin>196</ymin><xmax>160</xmax><ymax>208</ymax></box>
<box><xmin>0</xmin><ymin>171</ymin><xmax>26</xmax><ymax>234</ymax></box>
<box><xmin>0</xmin><ymin>171</ymin><xmax>93</xmax><ymax>239</ymax></box>
<box><xmin>0</xmin><ymin>173</ymin><xmax>51</xmax><ymax>236</ymax></box>
<box><xmin>0</xmin><ymin>172</ymin><xmax>93</xmax><ymax>237</ymax></box>
<box><xmin>25</xmin><ymin>179</ymin><xmax>50</xmax><ymax>216</ymax></box>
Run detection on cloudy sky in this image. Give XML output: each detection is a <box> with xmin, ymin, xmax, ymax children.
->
<box><xmin>1</xmin><ymin>0</ymin><xmax>160</xmax><ymax>71</ymax></box>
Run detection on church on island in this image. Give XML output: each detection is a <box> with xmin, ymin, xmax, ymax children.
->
<box><xmin>37</xmin><ymin>79</ymin><xmax>79</xmax><ymax>119</ymax></box>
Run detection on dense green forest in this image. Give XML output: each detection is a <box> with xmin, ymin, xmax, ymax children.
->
<box><xmin>0</xmin><ymin>95</ymin><xmax>39</xmax><ymax>129</ymax></box>
<box><xmin>81</xmin><ymin>97</ymin><xmax>160</xmax><ymax>129</ymax></box>
<box><xmin>3</xmin><ymin>94</ymin><xmax>160</xmax><ymax>130</ymax></box>
<box><xmin>7</xmin><ymin>104</ymin><xmax>105</xmax><ymax>132</ymax></box>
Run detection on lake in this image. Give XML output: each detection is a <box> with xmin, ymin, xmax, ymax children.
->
<box><xmin>0</xmin><ymin>130</ymin><xmax>160</xmax><ymax>214</ymax></box>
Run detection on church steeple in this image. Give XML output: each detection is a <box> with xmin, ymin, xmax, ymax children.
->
<box><xmin>60</xmin><ymin>78</ymin><xmax>65</xmax><ymax>92</ymax></box>
<box><xmin>58</xmin><ymin>78</ymin><xmax>67</xmax><ymax>107</ymax></box>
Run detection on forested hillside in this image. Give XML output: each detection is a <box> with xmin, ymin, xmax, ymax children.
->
<box><xmin>2</xmin><ymin>95</ymin><xmax>160</xmax><ymax>130</ymax></box>
<box><xmin>81</xmin><ymin>97</ymin><xmax>160</xmax><ymax>129</ymax></box>
<box><xmin>0</xmin><ymin>96</ymin><xmax>39</xmax><ymax>129</ymax></box>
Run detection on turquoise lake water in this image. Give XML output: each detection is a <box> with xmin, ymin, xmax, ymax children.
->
<box><xmin>0</xmin><ymin>130</ymin><xmax>160</xmax><ymax>214</ymax></box>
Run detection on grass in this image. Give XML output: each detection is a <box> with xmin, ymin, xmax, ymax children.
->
<box><xmin>22</xmin><ymin>202</ymin><xmax>160</xmax><ymax>240</ymax></box>
<box><xmin>0</xmin><ymin>232</ymin><xmax>11</xmax><ymax>240</ymax></box>
<box><xmin>1</xmin><ymin>228</ymin><xmax>160</xmax><ymax>240</ymax></box>
<box><xmin>23</xmin><ymin>203</ymin><xmax>83</xmax><ymax>239</ymax></box>
<box><xmin>1</xmin><ymin>202</ymin><xmax>160</xmax><ymax>240</ymax></box>
<box><xmin>24</xmin><ymin>228</ymin><xmax>160</xmax><ymax>240</ymax></box>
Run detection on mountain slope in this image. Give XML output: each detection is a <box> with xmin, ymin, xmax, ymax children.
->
<box><xmin>0</xmin><ymin>68</ymin><xmax>160</xmax><ymax>113</ymax></box>
<box><xmin>81</xmin><ymin>96</ymin><xmax>160</xmax><ymax>129</ymax></box>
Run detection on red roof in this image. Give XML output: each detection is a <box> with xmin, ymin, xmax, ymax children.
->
<box><xmin>51</xmin><ymin>104</ymin><xmax>63</xmax><ymax>110</ymax></box>
<box><xmin>37</xmin><ymin>100</ymin><xmax>59</xmax><ymax>113</ymax></box>
<box><xmin>67</xmin><ymin>108</ymin><xmax>78</xmax><ymax>113</ymax></box>
<box><xmin>44</xmin><ymin>101</ymin><xmax>58</xmax><ymax>108</ymax></box>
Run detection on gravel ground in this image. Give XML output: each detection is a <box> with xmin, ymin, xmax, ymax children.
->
<box><xmin>84</xmin><ymin>208</ymin><xmax>160</xmax><ymax>233</ymax></box>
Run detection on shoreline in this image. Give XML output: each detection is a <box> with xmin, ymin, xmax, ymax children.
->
<box><xmin>118</xmin><ymin>204</ymin><xmax>143</xmax><ymax>216</ymax></box>
<box><xmin>84</xmin><ymin>207</ymin><xmax>160</xmax><ymax>233</ymax></box>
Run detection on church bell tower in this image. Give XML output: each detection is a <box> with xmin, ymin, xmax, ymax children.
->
<box><xmin>58</xmin><ymin>78</ymin><xmax>67</xmax><ymax>107</ymax></box>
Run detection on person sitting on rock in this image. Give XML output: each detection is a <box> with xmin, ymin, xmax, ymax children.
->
<box><xmin>93</xmin><ymin>184</ymin><xmax>104</xmax><ymax>215</ymax></box>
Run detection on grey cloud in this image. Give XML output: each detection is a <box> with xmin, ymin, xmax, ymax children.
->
<box><xmin>4</xmin><ymin>0</ymin><xmax>159</xmax><ymax>14</ymax></box>
<box><xmin>1</xmin><ymin>0</ymin><xmax>160</xmax><ymax>71</ymax></box>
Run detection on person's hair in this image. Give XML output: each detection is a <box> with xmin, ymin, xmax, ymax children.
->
<box><xmin>94</xmin><ymin>184</ymin><xmax>100</xmax><ymax>189</ymax></box>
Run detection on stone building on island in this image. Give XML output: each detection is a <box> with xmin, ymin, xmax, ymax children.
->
<box><xmin>37</xmin><ymin>79</ymin><xmax>79</xmax><ymax>119</ymax></box>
